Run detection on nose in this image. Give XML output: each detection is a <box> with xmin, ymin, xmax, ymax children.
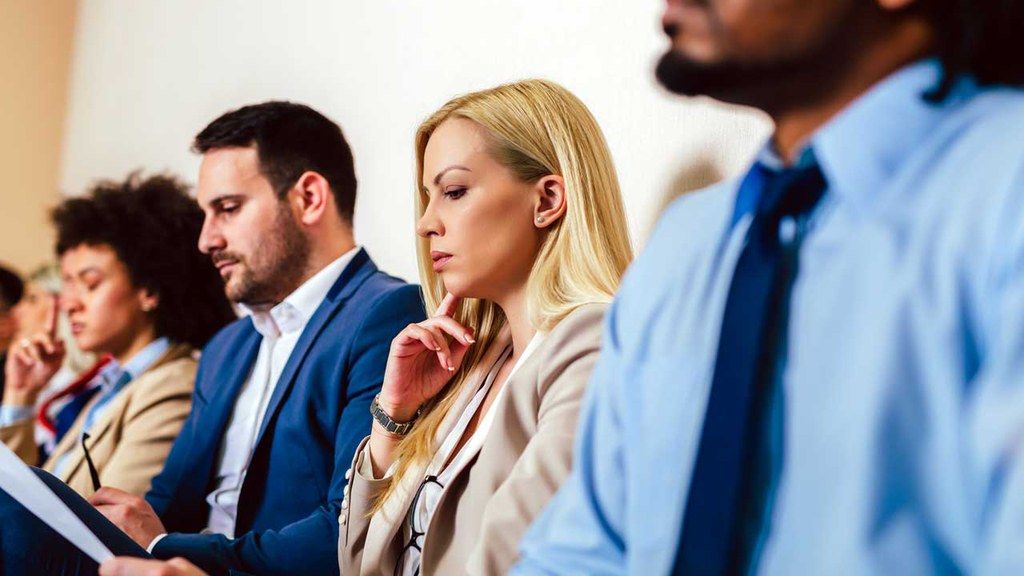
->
<box><xmin>416</xmin><ymin>197</ymin><xmax>443</xmax><ymax>238</ymax></box>
<box><xmin>198</xmin><ymin>214</ymin><xmax>225</xmax><ymax>255</ymax></box>
<box><xmin>61</xmin><ymin>285</ymin><xmax>82</xmax><ymax>315</ymax></box>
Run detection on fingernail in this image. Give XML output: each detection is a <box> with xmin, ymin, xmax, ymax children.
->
<box><xmin>464</xmin><ymin>335</ymin><xmax>476</xmax><ymax>344</ymax></box>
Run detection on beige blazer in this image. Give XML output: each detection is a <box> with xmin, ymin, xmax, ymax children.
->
<box><xmin>339</xmin><ymin>303</ymin><xmax>606</xmax><ymax>576</ymax></box>
<box><xmin>0</xmin><ymin>343</ymin><xmax>196</xmax><ymax>498</ymax></box>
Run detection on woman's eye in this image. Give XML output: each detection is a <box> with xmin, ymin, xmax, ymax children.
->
<box><xmin>443</xmin><ymin>187</ymin><xmax>467</xmax><ymax>200</ymax></box>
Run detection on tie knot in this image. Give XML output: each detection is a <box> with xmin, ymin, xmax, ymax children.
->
<box><xmin>757</xmin><ymin>161</ymin><xmax>826</xmax><ymax>222</ymax></box>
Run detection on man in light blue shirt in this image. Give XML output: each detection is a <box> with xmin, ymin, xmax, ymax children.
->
<box><xmin>515</xmin><ymin>1</ymin><xmax>1024</xmax><ymax>574</ymax></box>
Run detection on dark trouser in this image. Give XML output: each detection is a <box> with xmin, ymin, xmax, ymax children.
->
<box><xmin>0</xmin><ymin>468</ymin><xmax>150</xmax><ymax>576</ymax></box>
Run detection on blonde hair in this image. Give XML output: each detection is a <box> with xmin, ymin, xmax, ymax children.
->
<box><xmin>23</xmin><ymin>264</ymin><xmax>95</xmax><ymax>374</ymax></box>
<box><xmin>376</xmin><ymin>79</ymin><xmax>633</xmax><ymax>508</ymax></box>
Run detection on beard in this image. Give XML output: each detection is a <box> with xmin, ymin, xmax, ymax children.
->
<box><xmin>656</xmin><ymin>49</ymin><xmax>752</xmax><ymax>98</ymax></box>
<box><xmin>654</xmin><ymin>6</ymin><xmax>863</xmax><ymax>110</ymax></box>
<box><xmin>223</xmin><ymin>203</ymin><xmax>311</xmax><ymax>306</ymax></box>
<box><xmin>655</xmin><ymin>48</ymin><xmax>816</xmax><ymax>108</ymax></box>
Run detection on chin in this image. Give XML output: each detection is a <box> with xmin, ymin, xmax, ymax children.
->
<box><xmin>439</xmin><ymin>275</ymin><xmax>478</xmax><ymax>301</ymax></box>
<box><xmin>73</xmin><ymin>335</ymin><xmax>99</xmax><ymax>355</ymax></box>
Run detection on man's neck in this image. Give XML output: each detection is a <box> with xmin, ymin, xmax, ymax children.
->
<box><xmin>766</xmin><ymin>22</ymin><xmax>934</xmax><ymax>165</ymax></box>
<box><xmin>294</xmin><ymin>241</ymin><xmax>356</xmax><ymax>291</ymax></box>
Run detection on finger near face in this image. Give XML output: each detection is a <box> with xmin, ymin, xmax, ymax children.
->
<box><xmin>12</xmin><ymin>284</ymin><xmax>51</xmax><ymax>337</ymax></box>
<box><xmin>434</xmin><ymin>292</ymin><xmax>460</xmax><ymax>317</ymax></box>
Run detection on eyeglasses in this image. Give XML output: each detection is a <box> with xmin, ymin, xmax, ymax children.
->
<box><xmin>395</xmin><ymin>474</ymin><xmax>445</xmax><ymax>576</ymax></box>
<box><xmin>81</xmin><ymin>432</ymin><xmax>102</xmax><ymax>492</ymax></box>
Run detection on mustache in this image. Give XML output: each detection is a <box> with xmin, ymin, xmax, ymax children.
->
<box><xmin>211</xmin><ymin>252</ymin><xmax>244</xmax><ymax>266</ymax></box>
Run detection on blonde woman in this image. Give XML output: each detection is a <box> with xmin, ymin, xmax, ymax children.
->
<box><xmin>338</xmin><ymin>79</ymin><xmax>633</xmax><ymax>576</ymax></box>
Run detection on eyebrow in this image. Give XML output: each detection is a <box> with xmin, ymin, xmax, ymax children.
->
<box><xmin>432</xmin><ymin>165</ymin><xmax>472</xmax><ymax>186</ymax></box>
<box><xmin>206</xmin><ymin>194</ymin><xmax>245</xmax><ymax>209</ymax></box>
<box><xmin>71</xmin><ymin>266</ymin><xmax>103</xmax><ymax>279</ymax></box>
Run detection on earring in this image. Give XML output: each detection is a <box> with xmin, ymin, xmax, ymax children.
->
<box><xmin>536</xmin><ymin>216</ymin><xmax>544</xmax><ymax>224</ymax></box>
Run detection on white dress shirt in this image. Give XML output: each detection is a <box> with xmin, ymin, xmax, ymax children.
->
<box><xmin>203</xmin><ymin>247</ymin><xmax>359</xmax><ymax>538</ymax></box>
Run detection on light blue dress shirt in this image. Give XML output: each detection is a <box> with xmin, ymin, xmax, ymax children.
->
<box><xmin>514</xmin><ymin>60</ymin><xmax>1024</xmax><ymax>575</ymax></box>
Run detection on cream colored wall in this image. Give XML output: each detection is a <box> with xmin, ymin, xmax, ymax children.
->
<box><xmin>0</xmin><ymin>0</ymin><xmax>77</xmax><ymax>275</ymax></box>
<box><xmin>59</xmin><ymin>1</ymin><xmax>772</xmax><ymax>282</ymax></box>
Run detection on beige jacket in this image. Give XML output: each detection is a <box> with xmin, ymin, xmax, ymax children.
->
<box><xmin>0</xmin><ymin>343</ymin><xmax>196</xmax><ymax>498</ymax></box>
<box><xmin>339</xmin><ymin>303</ymin><xmax>606</xmax><ymax>576</ymax></box>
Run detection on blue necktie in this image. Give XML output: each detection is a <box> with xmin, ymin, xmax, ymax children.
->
<box><xmin>673</xmin><ymin>158</ymin><xmax>826</xmax><ymax>576</ymax></box>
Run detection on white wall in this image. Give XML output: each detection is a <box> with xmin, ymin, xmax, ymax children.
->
<box><xmin>60</xmin><ymin>0</ymin><xmax>771</xmax><ymax>281</ymax></box>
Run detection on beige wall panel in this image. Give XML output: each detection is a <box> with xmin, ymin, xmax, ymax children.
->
<box><xmin>0</xmin><ymin>0</ymin><xmax>77</xmax><ymax>274</ymax></box>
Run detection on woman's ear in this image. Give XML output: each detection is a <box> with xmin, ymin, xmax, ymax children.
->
<box><xmin>533</xmin><ymin>175</ymin><xmax>567</xmax><ymax>230</ymax></box>
<box><xmin>138</xmin><ymin>288</ymin><xmax>159</xmax><ymax>314</ymax></box>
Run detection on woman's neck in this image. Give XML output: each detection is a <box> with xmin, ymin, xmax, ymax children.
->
<box><xmin>493</xmin><ymin>285</ymin><xmax>535</xmax><ymax>362</ymax></box>
<box><xmin>109</xmin><ymin>325</ymin><xmax>158</xmax><ymax>366</ymax></box>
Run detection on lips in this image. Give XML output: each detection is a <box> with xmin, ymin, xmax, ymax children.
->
<box><xmin>213</xmin><ymin>257</ymin><xmax>239</xmax><ymax>278</ymax></box>
<box><xmin>70</xmin><ymin>321</ymin><xmax>85</xmax><ymax>336</ymax></box>
<box><xmin>430</xmin><ymin>251</ymin><xmax>453</xmax><ymax>273</ymax></box>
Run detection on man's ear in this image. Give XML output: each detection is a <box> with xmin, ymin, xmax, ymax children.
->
<box><xmin>292</xmin><ymin>171</ymin><xmax>333</xmax><ymax>226</ymax></box>
<box><xmin>533</xmin><ymin>175</ymin><xmax>567</xmax><ymax>229</ymax></box>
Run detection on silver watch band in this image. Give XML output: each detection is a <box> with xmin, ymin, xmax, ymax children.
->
<box><xmin>369</xmin><ymin>394</ymin><xmax>418</xmax><ymax>436</ymax></box>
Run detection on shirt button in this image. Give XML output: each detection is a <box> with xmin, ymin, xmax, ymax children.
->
<box><xmin>345</xmin><ymin>468</ymin><xmax>352</xmax><ymax>480</ymax></box>
<box><xmin>342</xmin><ymin>499</ymin><xmax>349</xmax><ymax>510</ymax></box>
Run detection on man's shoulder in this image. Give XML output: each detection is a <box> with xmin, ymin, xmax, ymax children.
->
<box><xmin>630</xmin><ymin>180</ymin><xmax>737</xmax><ymax>284</ymax></box>
<box><xmin>333</xmin><ymin>268</ymin><xmax>423</xmax><ymax>327</ymax></box>
<box><xmin>938</xmin><ymin>86</ymin><xmax>1024</xmax><ymax>171</ymax></box>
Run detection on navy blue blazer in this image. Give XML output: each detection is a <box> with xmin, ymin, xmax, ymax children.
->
<box><xmin>145</xmin><ymin>249</ymin><xmax>425</xmax><ymax>575</ymax></box>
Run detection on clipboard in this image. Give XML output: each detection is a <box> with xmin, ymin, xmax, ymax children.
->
<box><xmin>0</xmin><ymin>440</ymin><xmax>113</xmax><ymax>563</ymax></box>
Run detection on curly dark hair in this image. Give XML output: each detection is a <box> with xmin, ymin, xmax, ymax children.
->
<box><xmin>52</xmin><ymin>173</ymin><xmax>236</xmax><ymax>349</ymax></box>
<box><xmin>925</xmin><ymin>0</ymin><xmax>1024</xmax><ymax>100</ymax></box>
<box><xmin>192</xmin><ymin>101</ymin><xmax>357</xmax><ymax>223</ymax></box>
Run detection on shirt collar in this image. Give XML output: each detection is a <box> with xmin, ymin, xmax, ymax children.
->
<box><xmin>94</xmin><ymin>336</ymin><xmax>171</xmax><ymax>392</ymax></box>
<box><xmin>240</xmin><ymin>246</ymin><xmax>360</xmax><ymax>339</ymax></box>
<box><xmin>732</xmin><ymin>58</ymin><xmax>981</xmax><ymax>224</ymax></box>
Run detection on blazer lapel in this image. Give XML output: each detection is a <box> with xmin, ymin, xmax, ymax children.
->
<box><xmin>251</xmin><ymin>249</ymin><xmax>377</xmax><ymax>450</ymax></box>
<box><xmin>45</xmin><ymin>397</ymin><xmax>92</xmax><ymax>480</ymax></box>
<box><xmin>362</xmin><ymin>332</ymin><xmax>512</xmax><ymax>570</ymax></box>
<box><xmin>47</xmin><ymin>344</ymin><xmax>195</xmax><ymax>483</ymax></box>
<box><xmin>182</xmin><ymin>329</ymin><xmax>261</xmax><ymax>497</ymax></box>
<box><xmin>423</xmin><ymin>333</ymin><xmax>518</xmax><ymax>541</ymax></box>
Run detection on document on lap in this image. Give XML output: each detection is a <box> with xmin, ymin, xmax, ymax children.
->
<box><xmin>0</xmin><ymin>441</ymin><xmax>113</xmax><ymax>563</ymax></box>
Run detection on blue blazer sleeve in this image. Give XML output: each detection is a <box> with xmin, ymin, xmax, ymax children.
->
<box><xmin>146</xmin><ymin>341</ymin><xmax>218</xmax><ymax>519</ymax></box>
<box><xmin>152</xmin><ymin>285</ymin><xmax>426</xmax><ymax>576</ymax></box>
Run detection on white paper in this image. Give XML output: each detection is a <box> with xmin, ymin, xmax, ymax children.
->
<box><xmin>0</xmin><ymin>441</ymin><xmax>113</xmax><ymax>563</ymax></box>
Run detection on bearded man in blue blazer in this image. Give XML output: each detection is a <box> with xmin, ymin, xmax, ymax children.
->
<box><xmin>0</xmin><ymin>101</ymin><xmax>425</xmax><ymax>576</ymax></box>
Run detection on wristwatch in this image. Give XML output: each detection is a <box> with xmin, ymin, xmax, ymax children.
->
<box><xmin>369</xmin><ymin>394</ymin><xmax>419</xmax><ymax>436</ymax></box>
